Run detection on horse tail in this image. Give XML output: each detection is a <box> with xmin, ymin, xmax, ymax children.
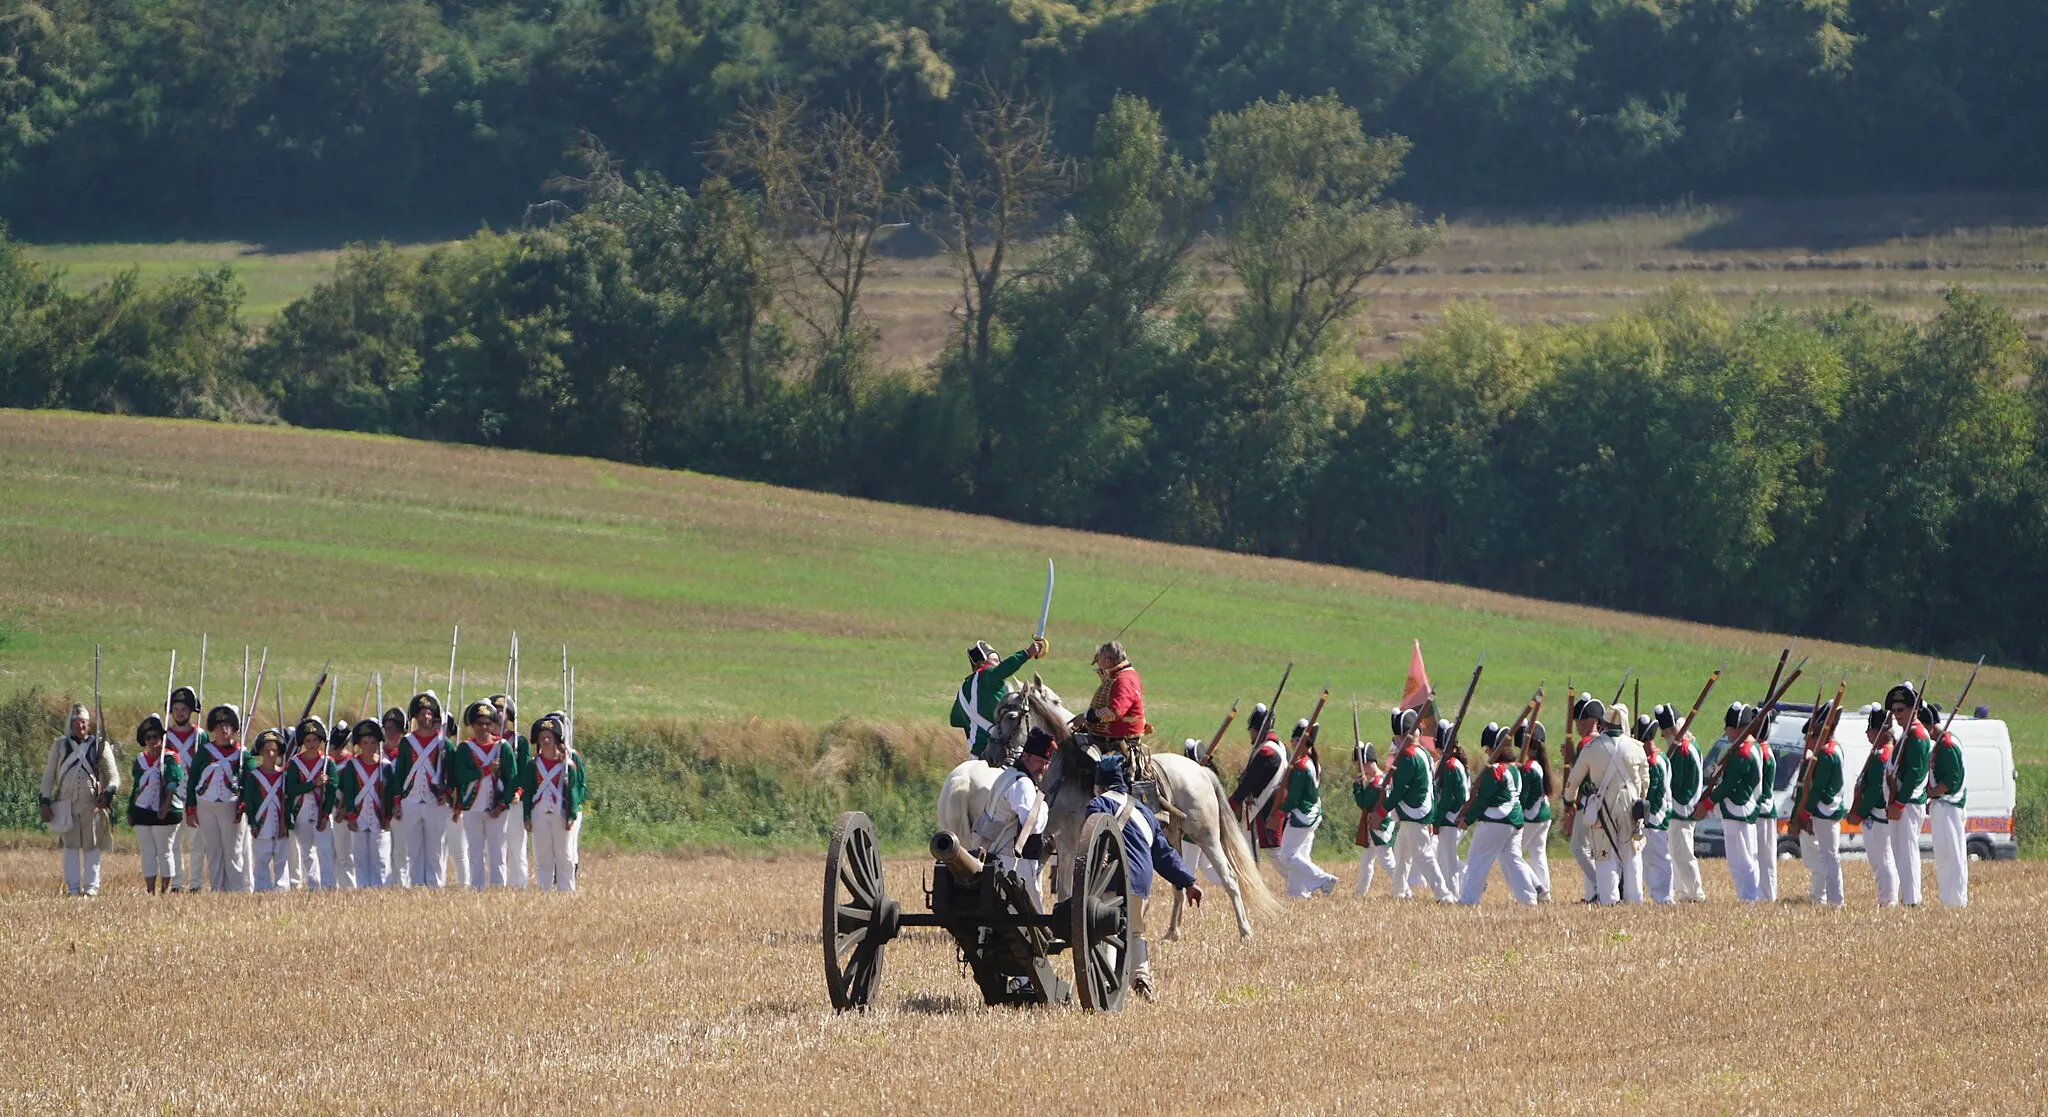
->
<box><xmin>1210</xmin><ymin>767</ymin><xmax>1279</xmax><ymax>919</ymax></box>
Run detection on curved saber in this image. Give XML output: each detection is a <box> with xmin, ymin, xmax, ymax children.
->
<box><xmin>1036</xmin><ymin>560</ymin><xmax>1055</xmax><ymax>641</ymax></box>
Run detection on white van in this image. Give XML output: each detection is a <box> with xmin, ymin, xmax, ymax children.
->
<box><xmin>1692</xmin><ymin>705</ymin><xmax>2017</xmax><ymax>861</ymax></box>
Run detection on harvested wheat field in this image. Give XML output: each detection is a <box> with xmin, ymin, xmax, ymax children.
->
<box><xmin>2</xmin><ymin>848</ymin><xmax>2042</xmax><ymax>1115</ymax></box>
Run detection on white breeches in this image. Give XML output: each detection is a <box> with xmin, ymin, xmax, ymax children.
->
<box><xmin>1353</xmin><ymin>845</ymin><xmax>1392</xmax><ymax>895</ymax></box>
<box><xmin>1434</xmin><ymin>827</ymin><xmax>1465</xmax><ymax>898</ymax></box>
<box><xmin>1179</xmin><ymin>840</ymin><xmax>1226</xmax><ymax>885</ymax></box>
<box><xmin>1723</xmin><ymin>813</ymin><xmax>1761</xmax><ymax>902</ymax></box>
<box><xmin>1803</xmin><ymin>818</ymin><xmax>1843</xmax><ymax>906</ymax></box>
<box><xmin>1930</xmin><ymin>802</ymin><xmax>1968</xmax><ymax>908</ymax></box>
<box><xmin>1593</xmin><ymin>844</ymin><xmax>1643</xmax><ymax>905</ymax></box>
<box><xmin>505</xmin><ymin>810</ymin><xmax>530</xmax><ymax>888</ymax></box>
<box><xmin>1669</xmin><ymin>817</ymin><xmax>1705</xmax><ymax>901</ymax></box>
<box><xmin>61</xmin><ymin>847</ymin><xmax>103</xmax><ymax>895</ymax></box>
<box><xmin>1570</xmin><ymin>813</ymin><xmax>1597</xmax><ymax>900</ymax></box>
<box><xmin>136</xmin><ymin>823</ymin><xmax>176</xmax><ymax>881</ymax></box>
<box><xmin>1643</xmin><ymin>830</ymin><xmax>1673</xmax><ymax>904</ymax></box>
<box><xmin>447</xmin><ymin>816</ymin><xmax>470</xmax><ymax>887</ymax></box>
<box><xmin>396</xmin><ymin>800</ymin><xmax>451</xmax><ymax>889</ymax></box>
<box><xmin>390</xmin><ymin>815</ymin><xmax>410</xmax><ymax>887</ymax></box>
<box><xmin>1278</xmin><ymin>822</ymin><xmax>1336</xmax><ymax>898</ymax></box>
<box><xmin>1752</xmin><ymin>817</ymin><xmax>1778</xmax><ymax>900</ymax></box>
<box><xmin>1519</xmin><ymin>819</ymin><xmax>1552</xmax><ymax>896</ymax></box>
<box><xmin>193</xmin><ymin>801</ymin><xmax>247</xmax><ymax>892</ymax></box>
<box><xmin>1864</xmin><ymin>820</ymin><xmax>1897</xmax><ymax>906</ymax></box>
<box><xmin>1390</xmin><ymin>820</ymin><xmax>1449</xmax><ymax>901</ymax></box>
<box><xmin>1458</xmin><ymin>822</ymin><xmax>1536</xmax><ymax>905</ymax></box>
<box><xmin>291</xmin><ymin>819</ymin><xmax>331</xmax><ymax>890</ymax></box>
<box><xmin>351</xmin><ymin>820</ymin><xmax>391</xmax><ymax>888</ymax></box>
<box><xmin>251</xmin><ymin>835</ymin><xmax>292</xmax><ymax>892</ymax></box>
<box><xmin>329</xmin><ymin>814</ymin><xmax>355</xmax><ymax>887</ymax></box>
<box><xmin>463</xmin><ymin>806</ymin><xmax>510</xmax><ymax>889</ymax></box>
<box><xmin>173</xmin><ymin>822</ymin><xmax>199</xmax><ymax>889</ymax></box>
<box><xmin>1891</xmin><ymin>803</ymin><xmax>1925</xmax><ymax>905</ymax></box>
<box><xmin>530</xmin><ymin>809</ymin><xmax>579</xmax><ymax>892</ymax></box>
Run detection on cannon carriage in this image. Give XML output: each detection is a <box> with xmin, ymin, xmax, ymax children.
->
<box><xmin>821</xmin><ymin>809</ymin><xmax>1133</xmax><ymax>1012</ymax></box>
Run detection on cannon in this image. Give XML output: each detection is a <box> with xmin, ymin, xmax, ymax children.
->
<box><xmin>821</xmin><ymin>810</ymin><xmax>1133</xmax><ymax>1012</ymax></box>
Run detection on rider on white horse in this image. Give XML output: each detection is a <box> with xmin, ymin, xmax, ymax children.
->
<box><xmin>951</xmin><ymin>637</ymin><xmax>1046</xmax><ymax>763</ymax></box>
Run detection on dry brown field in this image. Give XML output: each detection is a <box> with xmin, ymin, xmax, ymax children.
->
<box><xmin>3</xmin><ymin>845</ymin><xmax>2042</xmax><ymax>1115</ymax></box>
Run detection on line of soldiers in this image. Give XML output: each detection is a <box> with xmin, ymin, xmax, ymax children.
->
<box><xmin>953</xmin><ymin>639</ymin><xmax>1974</xmax><ymax>911</ymax></box>
<box><xmin>39</xmin><ymin>685</ymin><xmax>588</xmax><ymax>896</ymax></box>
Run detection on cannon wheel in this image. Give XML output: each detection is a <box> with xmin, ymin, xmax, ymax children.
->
<box><xmin>823</xmin><ymin>810</ymin><xmax>895</xmax><ymax>1011</ymax></box>
<box><xmin>1070</xmin><ymin>811</ymin><xmax>1134</xmax><ymax>1012</ymax></box>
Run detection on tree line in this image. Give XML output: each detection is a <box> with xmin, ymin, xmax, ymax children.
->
<box><xmin>5</xmin><ymin>0</ymin><xmax>2048</xmax><ymax>233</ymax></box>
<box><xmin>4</xmin><ymin>90</ymin><xmax>2048</xmax><ymax>672</ymax></box>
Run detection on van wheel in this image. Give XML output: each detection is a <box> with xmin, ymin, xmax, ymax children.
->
<box><xmin>1967</xmin><ymin>838</ymin><xmax>1992</xmax><ymax>862</ymax></box>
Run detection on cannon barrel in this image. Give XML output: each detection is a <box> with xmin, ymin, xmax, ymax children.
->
<box><xmin>929</xmin><ymin>830</ymin><xmax>984</xmax><ymax>885</ymax></box>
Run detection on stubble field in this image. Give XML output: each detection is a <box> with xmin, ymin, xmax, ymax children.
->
<box><xmin>2</xmin><ymin>847</ymin><xmax>2042</xmax><ymax>1115</ymax></box>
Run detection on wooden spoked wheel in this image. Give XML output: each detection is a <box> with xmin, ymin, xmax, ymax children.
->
<box><xmin>1070</xmin><ymin>811</ymin><xmax>1133</xmax><ymax>1013</ymax></box>
<box><xmin>823</xmin><ymin>810</ymin><xmax>898</xmax><ymax>1011</ymax></box>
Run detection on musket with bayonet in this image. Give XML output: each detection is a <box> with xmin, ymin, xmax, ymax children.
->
<box><xmin>295</xmin><ymin>658</ymin><xmax>333</xmax><ymax>736</ymax></box>
<box><xmin>1930</xmin><ymin>656</ymin><xmax>1986</xmax><ymax>799</ymax></box>
<box><xmin>1610</xmin><ymin>665</ymin><xmax>1633</xmax><ymax>708</ymax></box>
<box><xmin>1694</xmin><ymin>651</ymin><xmax>1807</xmax><ymax>820</ymax></box>
<box><xmin>1671</xmin><ymin>663</ymin><xmax>1725</xmax><ymax>748</ymax></box>
<box><xmin>1702</xmin><ymin>644</ymin><xmax>1792</xmax><ymax>794</ymax></box>
<box><xmin>1197</xmin><ymin>699</ymin><xmax>1239</xmax><ymax>770</ymax></box>
<box><xmin>1292</xmin><ymin>682</ymin><xmax>1331</xmax><ymax>762</ymax></box>
<box><xmin>165</xmin><ymin>649</ymin><xmax>177</xmax><ymax>717</ymax></box>
<box><xmin>92</xmin><ymin>644</ymin><xmax>108</xmax><ymax>807</ymax></box>
<box><xmin>1265</xmin><ymin>661</ymin><xmax>1294</xmax><ymax>741</ymax></box>
<box><xmin>1441</xmin><ymin>653</ymin><xmax>1486</xmax><ymax>755</ymax></box>
<box><xmin>1792</xmin><ymin>677</ymin><xmax>1847</xmax><ymax>834</ymax></box>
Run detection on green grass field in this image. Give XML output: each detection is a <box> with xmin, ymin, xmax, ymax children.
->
<box><xmin>24</xmin><ymin>240</ymin><xmax>448</xmax><ymax>325</ymax></box>
<box><xmin>1</xmin><ymin>409</ymin><xmax>2041</xmax><ymax>768</ymax></box>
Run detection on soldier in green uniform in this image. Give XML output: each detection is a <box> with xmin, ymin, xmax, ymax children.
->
<box><xmin>1350</xmin><ymin>744</ymin><xmax>1395</xmax><ymax>896</ymax></box>
<box><xmin>950</xmin><ymin>637</ymin><xmax>1047</xmax><ymax>763</ymax></box>
<box><xmin>1851</xmin><ymin>707</ymin><xmax>1897</xmax><ymax>906</ymax></box>
<box><xmin>1885</xmin><ymin>683</ymin><xmax>1931</xmax><ymax>906</ymax></box>
<box><xmin>1792</xmin><ymin>701</ymin><xmax>1846</xmax><ymax>906</ymax></box>
<box><xmin>1924</xmin><ymin>703</ymin><xmax>1968</xmax><ymax>907</ymax></box>
<box><xmin>1656</xmin><ymin>704</ymin><xmax>1707</xmax><ymax>902</ymax></box>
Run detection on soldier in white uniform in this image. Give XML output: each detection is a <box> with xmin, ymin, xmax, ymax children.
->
<box><xmin>1562</xmin><ymin>700</ymin><xmax>1647</xmax><ymax>905</ymax></box>
<box><xmin>972</xmin><ymin>727</ymin><xmax>1055</xmax><ymax>902</ymax></box>
<box><xmin>40</xmin><ymin>705</ymin><xmax>120</xmax><ymax>896</ymax></box>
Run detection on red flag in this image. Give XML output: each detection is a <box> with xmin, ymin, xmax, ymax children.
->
<box><xmin>1401</xmin><ymin>640</ymin><xmax>1441</xmax><ymax>744</ymax></box>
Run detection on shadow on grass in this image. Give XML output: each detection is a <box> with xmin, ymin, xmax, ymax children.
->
<box><xmin>900</xmin><ymin>992</ymin><xmax>976</xmax><ymax>1015</ymax></box>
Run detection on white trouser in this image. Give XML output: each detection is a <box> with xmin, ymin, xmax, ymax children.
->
<box><xmin>1891</xmin><ymin>803</ymin><xmax>1926</xmax><ymax>905</ymax></box>
<box><xmin>1669</xmin><ymin>817</ymin><xmax>1705</xmax><ymax>901</ymax></box>
<box><xmin>396</xmin><ymin>799</ymin><xmax>452</xmax><ymax>888</ymax></box>
<box><xmin>329</xmin><ymin>813</ymin><xmax>355</xmax><ymax>887</ymax></box>
<box><xmin>1458</xmin><ymin>822</ymin><xmax>1537</xmax><ymax>905</ymax></box>
<box><xmin>1753</xmin><ymin>817</ymin><xmax>1778</xmax><ymax>900</ymax></box>
<box><xmin>1278</xmin><ymin>822</ymin><xmax>1336</xmax><ymax>898</ymax></box>
<box><xmin>1434</xmin><ymin>827</ymin><xmax>1465</xmax><ymax>898</ymax></box>
<box><xmin>136</xmin><ymin>823</ymin><xmax>177</xmax><ymax>880</ymax></box>
<box><xmin>251</xmin><ymin>835</ymin><xmax>292</xmax><ymax>892</ymax></box>
<box><xmin>61</xmin><ymin>847</ymin><xmax>103</xmax><ymax>895</ymax></box>
<box><xmin>238</xmin><ymin>823</ymin><xmax>254</xmax><ymax>892</ymax></box>
<box><xmin>351</xmin><ymin>820</ymin><xmax>391</xmax><ymax>888</ymax></box>
<box><xmin>1930</xmin><ymin>801</ymin><xmax>1968</xmax><ymax>907</ymax></box>
<box><xmin>531</xmin><ymin>808</ymin><xmax>579</xmax><ymax>892</ymax></box>
<box><xmin>1520</xmin><ymin>819</ymin><xmax>1552</xmax><ymax>897</ymax></box>
<box><xmin>1864</xmin><ymin>820</ymin><xmax>1897</xmax><ymax>906</ymax></box>
<box><xmin>173</xmin><ymin>822</ymin><xmax>199</xmax><ymax>889</ymax></box>
<box><xmin>506</xmin><ymin>808</ymin><xmax>530</xmax><ymax>889</ymax></box>
<box><xmin>193</xmin><ymin>800</ymin><xmax>247</xmax><ymax>892</ymax></box>
<box><xmin>1644</xmin><ymin>830</ymin><xmax>1674</xmax><ymax>904</ymax></box>
<box><xmin>447</xmin><ymin>816</ymin><xmax>470</xmax><ymax>887</ymax></box>
<box><xmin>1390</xmin><ymin>820</ymin><xmax>1449</xmax><ymax>901</ymax></box>
<box><xmin>1180</xmin><ymin>840</ymin><xmax>1226</xmax><ymax>885</ymax></box>
<box><xmin>1804</xmin><ymin>818</ymin><xmax>1843</xmax><ymax>905</ymax></box>
<box><xmin>1353</xmin><ymin>845</ymin><xmax>1392</xmax><ymax>896</ymax></box>
<box><xmin>391</xmin><ymin>813</ymin><xmax>411</xmax><ymax>887</ymax></box>
<box><xmin>1571</xmin><ymin>813</ymin><xmax>1598</xmax><ymax>900</ymax></box>
<box><xmin>1723</xmin><ymin>813</ymin><xmax>1760</xmax><ymax>902</ymax></box>
<box><xmin>1594</xmin><ymin>845</ymin><xmax>1643</xmax><ymax>905</ymax></box>
<box><xmin>463</xmin><ymin>806</ymin><xmax>510</xmax><ymax>889</ymax></box>
<box><xmin>291</xmin><ymin>818</ymin><xmax>330</xmax><ymax>890</ymax></box>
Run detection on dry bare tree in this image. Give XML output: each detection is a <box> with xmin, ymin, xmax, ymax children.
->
<box><xmin>930</xmin><ymin>80</ymin><xmax>1072</xmax><ymax>387</ymax></box>
<box><xmin>710</xmin><ymin>92</ymin><xmax>907</xmax><ymax>398</ymax></box>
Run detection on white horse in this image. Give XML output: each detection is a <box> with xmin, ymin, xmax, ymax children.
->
<box><xmin>938</xmin><ymin>676</ymin><xmax>1276</xmax><ymax>939</ymax></box>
